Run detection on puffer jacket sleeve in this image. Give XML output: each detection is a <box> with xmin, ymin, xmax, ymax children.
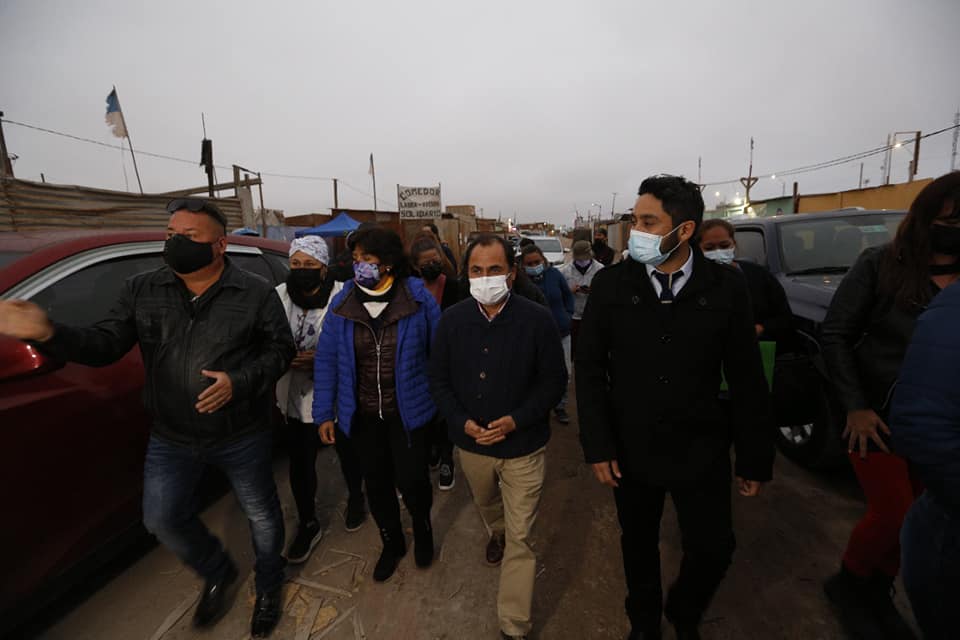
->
<box><xmin>891</xmin><ymin>285</ymin><xmax>960</xmax><ymax>507</ymax></box>
<box><xmin>312</xmin><ymin>308</ymin><xmax>342</xmax><ymax>425</ymax></box>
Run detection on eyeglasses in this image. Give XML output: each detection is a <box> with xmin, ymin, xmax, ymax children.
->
<box><xmin>166</xmin><ymin>198</ymin><xmax>228</xmax><ymax>229</ymax></box>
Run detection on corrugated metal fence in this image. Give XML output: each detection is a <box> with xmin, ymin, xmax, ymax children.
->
<box><xmin>0</xmin><ymin>178</ymin><xmax>245</xmax><ymax>232</ymax></box>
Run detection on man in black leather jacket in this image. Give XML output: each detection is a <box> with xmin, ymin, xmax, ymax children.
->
<box><xmin>0</xmin><ymin>199</ymin><xmax>295</xmax><ymax>638</ymax></box>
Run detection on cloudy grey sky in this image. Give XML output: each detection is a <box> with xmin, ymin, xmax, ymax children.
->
<box><xmin>2</xmin><ymin>0</ymin><xmax>959</xmax><ymax>225</ymax></box>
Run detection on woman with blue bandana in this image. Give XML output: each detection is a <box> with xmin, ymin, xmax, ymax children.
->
<box><xmin>275</xmin><ymin>236</ymin><xmax>367</xmax><ymax>565</ymax></box>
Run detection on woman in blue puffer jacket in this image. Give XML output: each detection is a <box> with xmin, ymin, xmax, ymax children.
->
<box><xmin>313</xmin><ymin>226</ymin><xmax>440</xmax><ymax>583</ymax></box>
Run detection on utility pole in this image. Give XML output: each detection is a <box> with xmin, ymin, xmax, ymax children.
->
<box><xmin>0</xmin><ymin>111</ymin><xmax>14</xmax><ymax>178</ymax></box>
<box><xmin>951</xmin><ymin>109</ymin><xmax>959</xmax><ymax>172</ymax></box>
<box><xmin>610</xmin><ymin>192</ymin><xmax>617</xmax><ymax>218</ymax></box>
<box><xmin>332</xmin><ymin>178</ymin><xmax>339</xmax><ymax>208</ymax></box>
<box><xmin>882</xmin><ymin>133</ymin><xmax>892</xmax><ymax>185</ymax></box>
<box><xmin>859</xmin><ymin>162</ymin><xmax>864</xmax><ymax>189</ymax></box>
<box><xmin>739</xmin><ymin>137</ymin><xmax>758</xmax><ymax>209</ymax></box>
<box><xmin>200</xmin><ymin>114</ymin><xmax>215</xmax><ymax>198</ymax></box>
<box><xmin>909</xmin><ymin>130</ymin><xmax>921</xmax><ymax>182</ymax></box>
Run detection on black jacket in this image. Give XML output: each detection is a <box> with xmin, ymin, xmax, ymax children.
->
<box><xmin>429</xmin><ymin>294</ymin><xmax>567</xmax><ymax>459</ymax></box>
<box><xmin>575</xmin><ymin>250</ymin><xmax>774</xmax><ymax>486</ymax></box>
<box><xmin>821</xmin><ymin>245</ymin><xmax>925</xmax><ymax>415</ymax></box>
<box><xmin>736</xmin><ymin>260</ymin><xmax>793</xmax><ymax>342</ymax></box>
<box><xmin>41</xmin><ymin>259</ymin><xmax>295</xmax><ymax>447</ymax></box>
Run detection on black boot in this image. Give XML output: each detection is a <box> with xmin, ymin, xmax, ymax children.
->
<box><xmin>413</xmin><ymin>516</ymin><xmax>434</xmax><ymax>568</ymax></box>
<box><xmin>867</xmin><ymin>574</ymin><xmax>917</xmax><ymax>639</ymax></box>
<box><xmin>373</xmin><ymin>528</ymin><xmax>406</xmax><ymax>582</ymax></box>
<box><xmin>824</xmin><ymin>565</ymin><xmax>886</xmax><ymax>639</ymax></box>
<box><xmin>193</xmin><ymin>556</ymin><xmax>238</xmax><ymax>628</ymax></box>
<box><xmin>250</xmin><ymin>587</ymin><xmax>283</xmax><ymax>638</ymax></box>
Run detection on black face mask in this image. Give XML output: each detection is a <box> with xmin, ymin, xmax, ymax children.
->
<box><xmin>930</xmin><ymin>224</ymin><xmax>960</xmax><ymax>256</ymax></box>
<box><xmin>287</xmin><ymin>268</ymin><xmax>325</xmax><ymax>292</ymax></box>
<box><xmin>419</xmin><ymin>262</ymin><xmax>443</xmax><ymax>282</ymax></box>
<box><xmin>164</xmin><ymin>234</ymin><xmax>215</xmax><ymax>274</ymax></box>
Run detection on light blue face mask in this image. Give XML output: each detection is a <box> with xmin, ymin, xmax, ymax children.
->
<box><xmin>525</xmin><ymin>264</ymin><xmax>545</xmax><ymax>277</ymax></box>
<box><xmin>704</xmin><ymin>248</ymin><xmax>736</xmax><ymax>264</ymax></box>
<box><xmin>628</xmin><ymin>225</ymin><xmax>683</xmax><ymax>266</ymax></box>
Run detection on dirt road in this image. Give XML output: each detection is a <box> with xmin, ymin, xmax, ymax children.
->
<box><xmin>26</xmin><ymin>384</ymin><xmax>915</xmax><ymax>639</ymax></box>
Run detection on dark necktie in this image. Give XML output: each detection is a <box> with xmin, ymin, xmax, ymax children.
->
<box><xmin>653</xmin><ymin>270</ymin><xmax>683</xmax><ymax>303</ymax></box>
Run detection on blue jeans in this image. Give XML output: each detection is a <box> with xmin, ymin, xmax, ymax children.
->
<box><xmin>142</xmin><ymin>431</ymin><xmax>285</xmax><ymax>594</ymax></box>
<box><xmin>900</xmin><ymin>491</ymin><xmax>960</xmax><ymax>640</ymax></box>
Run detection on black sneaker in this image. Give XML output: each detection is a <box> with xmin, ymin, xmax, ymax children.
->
<box><xmin>250</xmin><ymin>587</ymin><xmax>283</xmax><ymax>638</ymax></box>
<box><xmin>554</xmin><ymin>408</ymin><xmax>570</xmax><ymax>424</ymax></box>
<box><xmin>285</xmin><ymin>521</ymin><xmax>323</xmax><ymax>564</ymax></box>
<box><xmin>344</xmin><ymin>495</ymin><xmax>367</xmax><ymax>532</ymax></box>
<box><xmin>414</xmin><ymin>518</ymin><xmax>434</xmax><ymax>569</ymax></box>
<box><xmin>438</xmin><ymin>463</ymin><xmax>455</xmax><ymax>491</ymax></box>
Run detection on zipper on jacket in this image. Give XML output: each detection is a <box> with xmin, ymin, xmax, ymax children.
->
<box><xmin>375</xmin><ymin>334</ymin><xmax>383</xmax><ymax>419</ymax></box>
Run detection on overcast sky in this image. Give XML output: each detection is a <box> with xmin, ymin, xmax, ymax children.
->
<box><xmin>2</xmin><ymin>0</ymin><xmax>959</xmax><ymax>226</ymax></box>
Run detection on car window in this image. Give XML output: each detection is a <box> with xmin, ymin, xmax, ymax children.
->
<box><xmin>262</xmin><ymin>251</ymin><xmax>291</xmax><ymax>282</ymax></box>
<box><xmin>534</xmin><ymin>238</ymin><xmax>563</xmax><ymax>253</ymax></box>
<box><xmin>777</xmin><ymin>213</ymin><xmax>905</xmax><ymax>274</ymax></box>
<box><xmin>735</xmin><ymin>229</ymin><xmax>767</xmax><ymax>265</ymax></box>
<box><xmin>31</xmin><ymin>254</ymin><xmax>164</xmax><ymax>327</ymax></box>
<box><xmin>230</xmin><ymin>254</ymin><xmax>275</xmax><ymax>283</ymax></box>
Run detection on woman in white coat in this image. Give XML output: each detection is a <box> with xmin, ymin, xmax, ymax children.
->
<box><xmin>276</xmin><ymin>236</ymin><xmax>366</xmax><ymax>564</ymax></box>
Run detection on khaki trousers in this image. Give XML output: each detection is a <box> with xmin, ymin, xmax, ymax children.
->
<box><xmin>458</xmin><ymin>446</ymin><xmax>547</xmax><ymax>636</ymax></box>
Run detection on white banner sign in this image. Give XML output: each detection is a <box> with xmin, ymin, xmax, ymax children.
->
<box><xmin>398</xmin><ymin>185</ymin><xmax>442</xmax><ymax>219</ymax></box>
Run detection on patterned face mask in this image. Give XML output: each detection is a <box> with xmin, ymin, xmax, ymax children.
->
<box><xmin>353</xmin><ymin>261</ymin><xmax>382</xmax><ymax>288</ymax></box>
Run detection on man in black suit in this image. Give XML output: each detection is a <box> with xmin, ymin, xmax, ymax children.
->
<box><xmin>575</xmin><ymin>175</ymin><xmax>774</xmax><ymax>640</ymax></box>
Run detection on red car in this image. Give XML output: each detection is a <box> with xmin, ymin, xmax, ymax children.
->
<box><xmin>0</xmin><ymin>230</ymin><xmax>291</xmax><ymax>632</ymax></box>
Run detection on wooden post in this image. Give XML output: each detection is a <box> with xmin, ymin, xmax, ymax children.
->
<box><xmin>333</xmin><ymin>178</ymin><xmax>339</xmax><ymax>208</ymax></box>
<box><xmin>910</xmin><ymin>131</ymin><xmax>921</xmax><ymax>182</ymax></box>
<box><xmin>232</xmin><ymin>165</ymin><xmax>241</xmax><ymax>197</ymax></box>
<box><xmin>257</xmin><ymin>172</ymin><xmax>267</xmax><ymax>237</ymax></box>
<box><xmin>0</xmin><ymin>111</ymin><xmax>14</xmax><ymax>178</ymax></box>
<box><xmin>792</xmin><ymin>181</ymin><xmax>800</xmax><ymax>214</ymax></box>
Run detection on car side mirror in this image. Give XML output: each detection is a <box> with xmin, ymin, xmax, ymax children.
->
<box><xmin>0</xmin><ymin>335</ymin><xmax>64</xmax><ymax>382</ymax></box>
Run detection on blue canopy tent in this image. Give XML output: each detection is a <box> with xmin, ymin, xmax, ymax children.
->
<box><xmin>294</xmin><ymin>212</ymin><xmax>361</xmax><ymax>238</ymax></box>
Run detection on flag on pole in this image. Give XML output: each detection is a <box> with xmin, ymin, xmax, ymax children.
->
<box><xmin>105</xmin><ymin>89</ymin><xmax>127</xmax><ymax>138</ymax></box>
<box><xmin>368</xmin><ymin>153</ymin><xmax>375</xmax><ymax>176</ymax></box>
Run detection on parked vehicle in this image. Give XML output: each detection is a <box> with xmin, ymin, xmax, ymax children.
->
<box><xmin>728</xmin><ymin>210</ymin><xmax>906</xmax><ymax>468</ymax></box>
<box><xmin>525</xmin><ymin>235</ymin><xmax>567</xmax><ymax>265</ymax></box>
<box><xmin>0</xmin><ymin>230</ymin><xmax>291</xmax><ymax>632</ymax></box>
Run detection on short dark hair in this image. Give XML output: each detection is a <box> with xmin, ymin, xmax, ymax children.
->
<box><xmin>424</xmin><ymin>222</ymin><xmax>440</xmax><ymax>238</ymax></box>
<box><xmin>595</xmin><ymin>228</ymin><xmax>608</xmax><ymax>238</ymax></box>
<box><xmin>518</xmin><ymin>237</ymin><xmax>535</xmax><ymax>248</ymax></box>
<box><xmin>463</xmin><ymin>233</ymin><xmax>515</xmax><ymax>270</ymax></box>
<box><xmin>349</xmin><ymin>226</ymin><xmax>412</xmax><ymax>278</ymax></box>
<box><xmin>698</xmin><ymin>218</ymin><xmax>735</xmax><ymax>239</ymax></box>
<box><xmin>166</xmin><ymin>198</ymin><xmax>228</xmax><ymax>233</ymax></box>
<box><xmin>520</xmin><ymin>244</ymin><xmax>545</xmax><ymax>261</ymax></box>
<box><xmin>637</xmin><ymin>175</ymin><xmax>705</xmax><ymax>231</ymax></box>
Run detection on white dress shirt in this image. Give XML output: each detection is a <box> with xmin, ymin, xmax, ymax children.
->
<box><xmin>645</xmin><ymin>246</ymin><xmax>695</xmax><ymax>298</ymax></box>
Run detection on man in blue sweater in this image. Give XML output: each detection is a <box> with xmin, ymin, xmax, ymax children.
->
<box><xmin>890</xmin><ymin>280</ymin><xmax>960</xmax><ymax>639</ymax></box>
<box><xmin>430</xmin><ymin>234</ymin><xmax>567</xmax><ymax>640</ymax></box>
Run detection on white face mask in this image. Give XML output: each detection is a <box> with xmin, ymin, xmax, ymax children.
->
<box><xmin>704</xmin><ymin>248</ymin><xmax>736</xmax><ymax>264</ymax></box>
<box><xmin>628</xmin><ymin>225</ymin><xmax>682</xmax><ymax>266</ymax></box>
<box><xmin>470</xmin><ymin>275</ymin><xmax>510</xmax><ymax>306</ymax></box>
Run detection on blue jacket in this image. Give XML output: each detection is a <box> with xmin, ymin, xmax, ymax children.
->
<box><xmin>531</xmin><ymin>266</ymin><xmax>575</xmax><ymax>336</ymax></box>
<box><xmin>312</xmin><ymin>277</ymin><xmax>440</xmax><ymax>436</ymax></box>
<box><xmin>890</xmin><ymin>282</ymin><xmax>960</xmax><ymax>510</ymax></box>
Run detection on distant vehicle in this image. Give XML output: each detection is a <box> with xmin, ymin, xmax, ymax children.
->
<box><xmin>524</xmin><ymin>235</ymin><xmax>567</xmax><ymax>265</ymax></box>
<box><xmin>0</xmin><ymin>230</ymin><xmax>291</xmax><ymax>633</ymax></box>
<box><xmin>730</xmin><ymin>209</ymin><xmax>907</xmax><ymax>468</ymax></box>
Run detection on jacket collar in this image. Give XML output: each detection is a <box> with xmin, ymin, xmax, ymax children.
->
<box><xmin>155</xmin><ymin>256</ymin><xmax>248</xmax><ymax>290</ymax></box>
<box><xmin>335</xmin><ymin>278</ymin><xmax>419</xmax><ymax>325</ymax></box>
<box><xmin>619</xmin><ymin>247</ymin><xmax>718</xmax><ymax>304</ymax></box>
